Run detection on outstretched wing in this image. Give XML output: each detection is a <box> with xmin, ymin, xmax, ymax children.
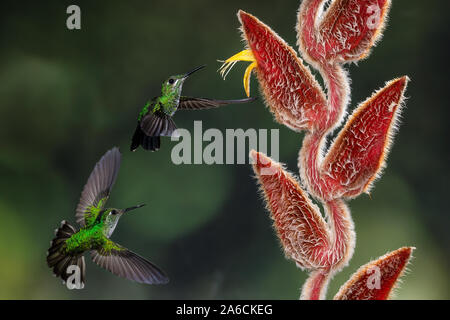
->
<box><xmin>75</xmin><ymin>147</ymin><xmax>121</xmax><ymax>227</ymax></box>
<box><xmin>90</xmin><ymin>240</ymin><xmax>169</xmax><ymax>285</ymax></box>
<box><xmin>178</xmin><ymin>96</ymin><xmax>256</xmax><ymax>110</ymax></box>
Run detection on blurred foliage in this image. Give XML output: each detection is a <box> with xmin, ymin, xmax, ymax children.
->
<box><xmin>0</xmin><ymin>0</ymin><xmax>448</xmax><ymax>299</ymax></box>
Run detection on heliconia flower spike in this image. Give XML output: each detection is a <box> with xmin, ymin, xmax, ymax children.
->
<box><xmin>297</xmin><ymin>0</ymin><xmax>392</xmax><ymax>65</ymax></box>
<box><xmin>222</xmin><ymin>0</ymin><xmax>413</xmax><ymax>299</ymax></box>
<box><xmin>334</xmin><ymin>247</ymin><xmax>414</xmax><ymax>300</ymax></box>
<box><xmin>250</xmin><ymin>150</ymin><xmax>355</xmax><ymax>275</ymax></box>
<box><xmin>219</xmin><ymin>10</ymin><xmax>328</xmax><ymax>132</ymax></box>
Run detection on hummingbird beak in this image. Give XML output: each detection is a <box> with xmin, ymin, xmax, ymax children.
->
<box><xmin>184</xmin><ymin>65</ymin><xmax>206</xmax><ymax>79</ymax></box>
<box><xmin>124</xmin><ymin>204</ymin><xmax>146</xmax><ymax>214</ymax></box>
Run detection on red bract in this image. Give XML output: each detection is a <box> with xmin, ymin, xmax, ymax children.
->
<box><xmin>322</xmin><ymin>77</ymin><xmax>408</xmax><ymax>199</ymax></box>
<box><xmin>251</xmin><ymin>150</ymin><xmax>329</xmax><ymax>269</ymax></box>
<box><xmin>220</xmin><ymin>0</ymin><xmax>413</xmax><ymax>300</ymax></box>
<box><xmin>334</xmin><ymin>247</ymin><xmax>414</xmax><ymax>300</ymax></box>
<box><xmin>239</xmin><ymin>11</ymin><xmax>328</xmax><ymax>132</ymax></box>
<box><xmin>251</xmin><ymin>151</ymin><xmax>355</xmax><ymax>273</ymax></box>
<box><xmin>298</xmin><ymin>0</ymin><xmax>391</xmax><ymax>64</ymax></box>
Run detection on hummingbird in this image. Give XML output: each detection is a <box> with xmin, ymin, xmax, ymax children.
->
<box><xmin>46</xmin><ymin>147</ymin><xmax>168</xmax><ymax>287</ymax></box>
<box><xmin>130</xmin><ymin>65</ymin><xmax>256</xmax><ymax>151</ymax></box>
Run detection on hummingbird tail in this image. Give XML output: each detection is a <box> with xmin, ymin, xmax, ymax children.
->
<box><xmin>142</xmin><ymin>135</ymin><xmax>161</xmax><ymax>152</ymax></box>
<box><xmin>131</xmin><ymin>117</ymin><xmax>176</xmax><ymax>152</ymax></box>
<box><xmin>130</xmin><ymin>124</ymin><xmax>143</xmax><ymax>152</ymax></box>
<box><xmin>131</xmin><ymin>123</ymin><xmax>161</xmax><ymax>151</ymax></box>
<box><xmin>47</xmin><ymin>220</ymin><xmax>86</xmax><ymax>288</ymax></box>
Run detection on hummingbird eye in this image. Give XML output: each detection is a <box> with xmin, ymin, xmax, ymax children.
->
<box><xmin>168</xmin><ymin>78</ymin><xmax>175</xmax><ymax>85</ymax></box>
<box><xmin>110</xmin><ymin>210</ymin><xmax>117</xmax><ymax>215</ymax></box>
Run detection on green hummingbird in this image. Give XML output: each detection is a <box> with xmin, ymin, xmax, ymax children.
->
<box><xmin>46</xmin><ymin>147</ymin><xmax>168</xmax><ymax>287</ymax></box>
<box><xmin>131</xmin><ymin>65</ymin><xmax>256</xmax><ymax>151</ymax></box>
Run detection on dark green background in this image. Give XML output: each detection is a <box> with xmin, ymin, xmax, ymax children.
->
<box><xmin>0</xmin><ymin>0</ymin><xmax>448</xmax><ymax>299</ymax></box>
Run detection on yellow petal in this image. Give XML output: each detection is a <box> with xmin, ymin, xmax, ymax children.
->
<box><xmin>224</xmin><ymin>49</ymin><xmax>255</xmax><ymax>63</ymax></box>
<box><xmin>218</xmin><ymin>49</ymin><xmax>257</xmax><ymax>96</ymax></box>
<box><xmin>243</xmin><ymin>62</ymin><xmax>257</xmax><ymax>97</ymax></box>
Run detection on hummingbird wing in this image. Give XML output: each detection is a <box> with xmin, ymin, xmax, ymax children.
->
<box><xmin>90</xmin><ymin>240</ymin><xmax>169</xmax><ymax>285</ymax></box>
<box><xmin>178</xmin><ymin>96</ymin><xmax>256</xmax><ymax>110</ymax></box>
<box><xmin>75</xmin><ymin>148</ymin><xmax>121</xmax><ymax>227</ymax></box>
<box><xmin>140</xmin><ymin>109</ymin><xmax>178</xmax><ymax>137</ymax></box>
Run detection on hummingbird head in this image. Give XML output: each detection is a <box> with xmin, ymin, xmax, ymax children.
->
<box><xmin>161</xmin><ymin>65</ymin><xmax>206</xmax><ymax>99</ymax></box>
<box><xmin>102</xmin><ymin>204</ymin><xmax>146</xmax><ymax>238</ymax></box>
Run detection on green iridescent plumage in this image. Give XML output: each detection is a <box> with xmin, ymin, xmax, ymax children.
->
<box><xmin>64</xmin><ymin>205</ymin><xmax>125</xmax><ymax>255</ymax></box>
<box><xmin>130</xmin><ymin>65</ymin><xmax>256</xmax><ymax>152</ymax></box>
<box><xmin>46</xmin><ymin>147</ymin><xmax>169</xmax><ymax>287</ymax></box>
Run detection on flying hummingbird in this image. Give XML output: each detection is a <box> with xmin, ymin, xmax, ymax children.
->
<box><xmin>130</xmin><ymin>65</ymin><xmax>256</xmax><ymax>151</ymax></box>
<box><xmin>46</xmin><ymin>147</ymin><xmax>168</xmax><ymax>287</ymax></box>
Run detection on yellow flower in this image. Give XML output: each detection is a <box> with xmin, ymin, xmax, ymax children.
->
<box><xmin>218</xmin><ymin>50</ymin><xmax>257</xmax><ymax>97</ymax></box>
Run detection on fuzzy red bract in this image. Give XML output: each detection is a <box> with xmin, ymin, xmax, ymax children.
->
<box><xmin>319</xmin><ymin>0</ymin><xmax>391</xmax><ymax>62</ymax></box>
<box><xmin>334</xmin><ymin>247</ymin><xmax>414</xmax><ymax>300</ymax></box>
<box><xmin>298</xmin><ymin>0</ymin><xmax>391</xmax><ymax>64</ymax></box>
<box><xmin>251</xmin><ymin>150</ymin><xmax>329</xmax><ymax>270</ymax></box>
<box><xmin>239</xmin><ymin>11</ymin><xmax>327</xmax><ymax>132</ymax></box>
<box><xmin>322</xmin><ymin>76</ymin><xmax>408</xmax><ymax>199</ymax></box>
<box><xmin>251</xmin><ymin>151</ymin><xmax>355</xmax><ymax>273</ymax></box>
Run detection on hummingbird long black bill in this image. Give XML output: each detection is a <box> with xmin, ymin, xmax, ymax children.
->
<box><xmin>124</xmin><ymin>204</ymin><xmax>146</xmax><ymax>213</ymax></box>
<box><xmin>184</xmin><ymin>65</ymin><xmax>206</xmax><ymax>78</ymax></box>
